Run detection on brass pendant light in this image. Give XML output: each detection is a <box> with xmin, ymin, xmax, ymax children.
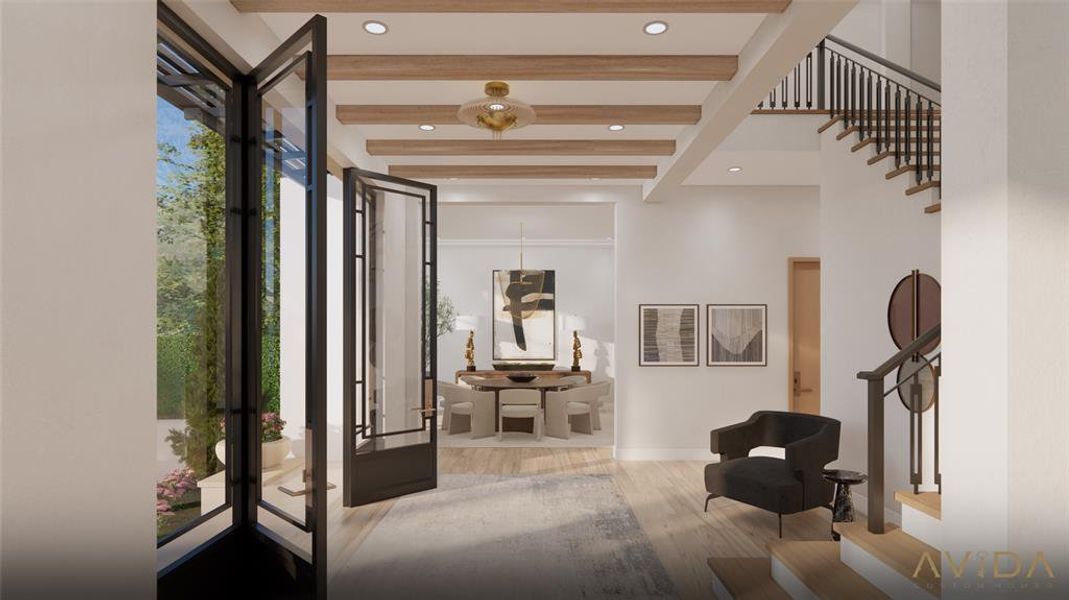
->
<box><xmin>457</xmin><ymin>81</ymin><xmax>536</xmax><ymax>139</ymax></box>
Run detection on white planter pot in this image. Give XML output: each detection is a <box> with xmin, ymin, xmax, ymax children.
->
<box><xmin>214</xmin><ymin>436</ymin><xmax>291</xmax><ymax>469</ymax></box>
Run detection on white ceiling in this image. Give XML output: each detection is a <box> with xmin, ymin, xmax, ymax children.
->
<box><xmin>257</xmin><ymin>13</ymin><xmax>767</xmax><ymax>56</ymax></box>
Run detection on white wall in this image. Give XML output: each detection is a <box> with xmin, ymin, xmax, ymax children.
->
<box><xmin>942</xmin><ymin>1</ymin><xmax>1069</xmax><ymax>594</ymax></box>
<box><xmin>832</xmin><ymin>0</ymin><xmax>941</xmax><ymax>85</ymax></box>
<box><xmin>0</xmin><ymin>2</ymin><xmax>156</xmax><ymax>597</ymax></box>
<box><xmin>437</xmin><ymin>203</ymin><xmax>616</xmax><ymax>382</ymax></box>
<box><xmin>819</xmin><ymin>131</ymin><xmax>941</xmax><ymax>518</ymax></box>
<box><xmin>615</xmin><ymin>186</ymin><xmax>820</xmax><ymax>460</ymax></box>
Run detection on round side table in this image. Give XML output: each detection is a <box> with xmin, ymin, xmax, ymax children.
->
<box><xmin>822</xmin><ymin>469</ymin><xmax>867</xmax><ymax>541</ymax></box>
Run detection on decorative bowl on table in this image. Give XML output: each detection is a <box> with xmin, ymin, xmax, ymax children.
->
<box><xmin>506</xmin><ymin>373</ymin><xmax>538</xmax><ymax>383</ymax></box>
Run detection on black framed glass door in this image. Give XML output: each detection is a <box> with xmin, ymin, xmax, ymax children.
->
<box><xmin>246</xmin><ymin>13</ymin><xmax>328</xmax><ymax>594</ymax></box>
<box><xmin>343</xmin><ymin>169</ymin><xmax>438</xmax><ymax>507</ymax></box>
<box><xmin>157</xmin><ymin>7</ymin><xmax>329</xmax><ymax>600</ymax></box>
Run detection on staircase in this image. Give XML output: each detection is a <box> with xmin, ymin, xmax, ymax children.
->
<box><xmin>709</xmin><ymin>325</ymin><xmax>943</xmax><ymax>599</ymax></box>
<box><xmin>753</xmin><ymin>36</ymin><xmax>942</xmax><ymax>215</ymax></box>
<box><xmin>709</xmin><ymin>491</ymin><xmax>941</xmax><ymax>599</ymax></box>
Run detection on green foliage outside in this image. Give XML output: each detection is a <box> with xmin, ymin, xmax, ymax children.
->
<box><xmin>158</xmin><ymin>123</ymin><xmax>226</xmax><ymax>480</ymax></box>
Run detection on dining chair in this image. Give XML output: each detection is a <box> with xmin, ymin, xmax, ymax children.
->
<box><xmin>583</xmin><ymin>381</ymin><xmax>612</xmax><ymax>431</ymax></box>
<box><xmin>544</xmin><ymin>385</ymin><xmax>596</xmax><ymax>439</ymax></box>
<box><xmin>439</xmin><ymin>381</ymin><xmax>495</xmax><ymax>438</ymax></box>
<box><xmin>498</xmin><ymin>389</ymin><xmax>543</xmax><ymax>441</ymax></box>
<box><xmin>458</xmin><ymin>375</ymin><xmax>485</xmax><ymax>388</ymax></box>
<box><xmin>556</xmin><ymin>375</ymin><xmax>587</xmax><ymax>386</ymax></box>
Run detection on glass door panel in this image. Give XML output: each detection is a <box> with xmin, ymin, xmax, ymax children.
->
<box><xmin>343</xmin><ymin>170</ymin><xmax>437</xmax><ymax>507</ymax></box>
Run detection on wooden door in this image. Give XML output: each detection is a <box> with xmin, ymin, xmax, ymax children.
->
<box><xmin>789</xmin><ymin>258</ymin><xmax>821</xmax><ymax>414</ymax></box>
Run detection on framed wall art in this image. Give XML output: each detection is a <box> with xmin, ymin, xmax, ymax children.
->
<box><xmin>492</xmin><ymin>269</ymin><xmax>556</xmax><ymax>361</ymax></box>
<box><xmin>707</xmin><ymin>304</ymin><xmax>767</xmax><ymax>367</ymax></box>
<box><xmin>639</xmin><ymin>304</ymin><xmax>699</xmax><ymax>367</ymax></box>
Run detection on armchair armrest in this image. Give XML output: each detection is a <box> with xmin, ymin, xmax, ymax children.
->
<box><xmin>711</xmin><ymin>414</ymin><xmax>763</xmax><ymax>460</ymax></box>
<box><xmin>784</xmin><ymin>422</ymin><xmax>840</xmax><ymax>473</ymax></box>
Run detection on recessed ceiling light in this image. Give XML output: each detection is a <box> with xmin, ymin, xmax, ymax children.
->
<box><xmin>644</xmin><ymin>21</ymin><xmax>669</xmax><ymax>36</ymax></box>
<box><xmin>608</xmin><ymin>124</ymin><xmax>625</xmax><ymax>132</ymax></box>
<box><xmin>363</xmin><ymin>20</ymin><xmax>388</xmax><ymax>35</ymax></box>
<box><xmin>591</xmin><ymin>177</ymin><xmax>601</xmax><ymax>181</ymax></box>
<box><xmin>728</xmin><ymin>166</ymin><xmax>743</xmax><ymax>173</ymax></box>
<box><xmin>418</xmin><ymin>124</ymin><xmax>436</xmax><ymax>131</ymax></box>
<box><xmin>488</xmin><ymin>103</ymin><xmax>506</xmax><ymax>111</ymax></box>
<box><xmin>448</xmin><ymin>177</ymin><xmax>459</xmax><ymax>181</ymax></box>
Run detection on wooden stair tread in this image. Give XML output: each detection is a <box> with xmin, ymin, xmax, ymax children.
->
<box><xmin>817</xmin><ymin>115</ymin><xmax>844</xmax><ymax>133</ymax></box>
<box><xmin>895</xmin><ymin>490</ymin><xmax>942</xmax><ymax>519</ymax></box>
<box><xmin>769</xmin><ymin>540</ymin><xmax>889</xmax><ymax>600</ymax></box>
<box><xmin>707</xmin><ymin>557</ymin><xmax>791</xmax><ymax>600</ymax></box>
<box><xmin>835</xmin><ymin>125</ymin><xmax>859</xmax><ymax>141</ymax></box>
<box><xmin>836</xmin><ymin>522</ymin><xmax>941</xmax><ymax>598</ymax></box>
<box><xmin>906</xmin><ymin>180</ymin><xmax>941</xmax><ymax>196</ymax></box>
<box><xmin>851</xmin><ymin>138</ymin><xmax>877</xmax><ymax>152</ymax></box>
<box><xmin>887</xmin><ymin>164</ymin><xmax>942</xmax><ymax>179</ymax></box>
<box><xmin>925</xmin><ymin>203</ymin><xmax>942</xmax><ymax>214</ymax></box>
<box><xmin>867</xmin><ymin>151</ymin><xmax>893</xmax><ymax>165</ymax></box>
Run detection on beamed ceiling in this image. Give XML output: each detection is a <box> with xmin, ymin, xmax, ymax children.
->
<box><xmin>233</xmin><ymin>0</ymin><xmax>795</xmax><ymax>184</ymax></box>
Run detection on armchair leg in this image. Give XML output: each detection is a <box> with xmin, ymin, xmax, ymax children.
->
<box><xmin>704</xmin><ymin>493</ymin><xmax>719</xmax><ymax>512</ymax></box>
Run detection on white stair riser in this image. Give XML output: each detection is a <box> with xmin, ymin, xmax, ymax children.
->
<box><xmin>900</xmin><ymin>503</ymin><xmax>942</xmax><ymax>549</ymax></box>
<box><xmin>770</xmin><ymin>554</ymin><xmax>820</xmax><ymax>600</ymax></box>
<box><xmin>710</xmin><ymin>573</ymin><xmax>734</xmax><ymax>600</ymax></box>
<box><xmin>840</xmin><ymin>537</ymin><xmax>937</xmax><ymax>599</ymax></box>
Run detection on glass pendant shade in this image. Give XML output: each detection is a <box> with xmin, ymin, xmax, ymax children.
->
<box><xmin>457</xmin><ymin>81</ymin><xmax>536</xmax><ymax>139</ymax></box>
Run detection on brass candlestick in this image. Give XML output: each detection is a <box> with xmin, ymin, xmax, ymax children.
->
<box><xmin>464</xmin><ymin>330</ymin><xmax>477</xmax><ymax>371</ymax></box>
<box><xmin>571</xmin><ymin>331</ymin><xmax>583</xmax><ymax>372</ymax></box>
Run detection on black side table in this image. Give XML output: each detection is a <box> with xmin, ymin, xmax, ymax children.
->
<box><xmin>822</xmin><ymin>469</ymin><xmax>867</xmax><ymax>541</ymax></box>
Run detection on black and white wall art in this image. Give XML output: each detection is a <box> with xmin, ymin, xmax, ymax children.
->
<box><xmin>707</xmin><ymin>304</ymin><xmax>767</xmax><ymax>366</ymax></box>
<box><xmin>639</xmin><ymin>304</ymin><xmax>699</xmax><ymax>367</ymax></box>
<box><xmin>492</xmin><ymin>270</ymin><xmax>556</xmax><ymax>361</ymax></box>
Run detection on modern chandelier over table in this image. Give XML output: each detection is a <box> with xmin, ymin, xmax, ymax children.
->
<box><xmin>457</xmin><ymin>81</ymin><xmax>536</xmax><ymax>139</ymax></box>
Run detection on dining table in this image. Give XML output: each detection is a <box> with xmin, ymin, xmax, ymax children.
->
<box><xmin>465</xmin><ymin>376</ymin><xmax>583</xmax><ymax>432</ymax></box>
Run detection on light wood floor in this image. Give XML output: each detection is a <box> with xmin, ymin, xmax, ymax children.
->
<box><xmin>324</xmin><ymin>447</ymin><xmax>833</xmax><ymax>599</ymax></box>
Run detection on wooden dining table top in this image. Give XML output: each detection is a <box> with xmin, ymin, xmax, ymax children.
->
<box><xmin>466</xmin><ymin>377</ymin><xmax>581</xmax><ymax>391</ymax></box>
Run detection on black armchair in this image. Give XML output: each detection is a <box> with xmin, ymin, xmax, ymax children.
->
<box><xmin>704</xmin><ymin>411</ymin><xmax>841</xmax><ymax>537</ymax></box>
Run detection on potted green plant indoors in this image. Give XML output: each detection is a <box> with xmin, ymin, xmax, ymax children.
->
<box><xmin>215</xmin><ymin>412</ymin><xmax>290</xmax><ymax>469</ymax></box>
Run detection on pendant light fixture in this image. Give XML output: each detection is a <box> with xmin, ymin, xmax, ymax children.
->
<box><xmin>457</xmin><ymin>81</ymin><xmax>536</xmax><ymax>139</ymax></box>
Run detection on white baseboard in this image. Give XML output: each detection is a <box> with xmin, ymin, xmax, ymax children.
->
<box><xmin>614</xmin><ymin>447</ymin><xmax>712</xmax><ymax>461</ymax></box>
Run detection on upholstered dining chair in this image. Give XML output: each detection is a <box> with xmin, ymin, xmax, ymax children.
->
<box><xmin>556</xmin><ymin>375</ymin><xmax>587</xmax><ymax>386</ymax></box>
<box><xmin>704</xmin><ymin>411</ymin><xmax>841</xmax><ymax>538</ymax></box>
<box><xmin>582</xmin><ymin>381</ymin><xmax>611</xmax><ymax>431</ymax></box>
<box><xmin>498</xmin><ymin>389</ymin><xmax>543</xmax><ymax>441</ymax></box>
<box><xmin>544</xmin><ymin>385</ymin><xmax>596</xmax><ymax>439</ymax></box>
<box><xmin>439</xmin><ymin>381</ymin><xmax>495</xmax><ymax>438</ymax></box>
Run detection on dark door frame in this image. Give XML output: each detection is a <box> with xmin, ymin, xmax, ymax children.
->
<box><xmin>342</xmin><ymin>168</ymin><xmax>439</xmax><ymax>508</ymax></box>
<box><xmin>156</xmin><ymin>4</ymin><xmax>328</xmax><ymax>599</ymax></box>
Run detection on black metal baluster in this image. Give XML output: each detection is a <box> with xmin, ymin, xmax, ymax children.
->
<box><xmin>884</xmin><ymin>79</ymin><xmax>891</xmax><ymax>156</ymax></box>
<box><xmin>915</xmin><ymin>95</ymin><xmax>923</xmax><ymax>185</ymax></box>
<box><xmin>806</xmin><ymin>50</ymin><xmax>813</xmax><ymax>109</ymax></box>
<box><xmin>927</xmin><ymin>100</ymin><xmax>934</xmax><ymax>182</ymax></box>
<box><xmin>781</xmin><ymin>76</ymin><xmax>787</xmax><ymax>109</ymax></box>
<box><xmin>794</xmin><ymin>63</ymin><xmax>801</xmax><ymax>109</ymax></box>
<box><xmin>904</xmin><ymin>90</ymin><xmax>912</xmax><ymax>169</ymax></box>
<box><xmin>817</xmin><ymin>41</ymin><xmax>826</xmax><ymax>110</ymax></box>
<box><xmin>895</xmin><ymin>85</ymin><xmax>901</xmax><ymax>168</ymax></box>
<box><xmin>849</xmin><ymin>61</ymin><xmax>855</xmax><ymax>130</ymax></box>
<box><xmin>875</xmin><ymin>75</ymin><xmax>882</xmax><ymax>152</ymax></box>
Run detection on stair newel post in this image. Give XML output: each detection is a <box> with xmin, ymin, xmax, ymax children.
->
<box><xmin>867</xmin><ymin>377</ymin><xmax>885</xmax><ymax>534</ymax></box>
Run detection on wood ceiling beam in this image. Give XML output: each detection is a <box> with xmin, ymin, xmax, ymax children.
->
<box><xmin>387</xmin><ymin>165</ymin><xmax>657</xmax><ymax>179</ymax></box>
<box><xmin>232</xmin><ymin>1</ymin><xmax>791</xmax><ymax>14</ymax></box>
<box><xmin>337</xmin><ymin>105</ymin><xmax>702</xmax><ymax>125</ymax></box>
<box><xmin>327</xmin><ymin>55</ymin><xmax>737</xmax><ymax>81</ymax></box>
<box><xmin>367</xmin><ymin>139</ymin><xmax>676</xmax><ymax>156</ymax></box>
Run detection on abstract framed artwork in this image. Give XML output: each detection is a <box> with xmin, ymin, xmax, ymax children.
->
<box><xmin>639</xmin><ymin>304</ymin><xmax>699</xmax><ymax>367</ymax></box>
<box><xmin>492</xmin><ymin>269</ymin><xmax>556</xmax><ymax>361</ymax></box>
<box><xmin>707</xmin><ymin>304</ymin><xmax>767</xmax><ymax>367</ymax></box>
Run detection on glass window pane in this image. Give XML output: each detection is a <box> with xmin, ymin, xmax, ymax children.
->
<box><xmin>155</xmin><ymin>22</ymin><xmax>230</xmax><ymax>542</ymax></box>
<box><xmin>259</xmin><ymin>54</ymin><xmax>310</xmax><ymax>528</ymax></box>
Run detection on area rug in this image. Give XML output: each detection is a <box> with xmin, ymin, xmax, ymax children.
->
<box><xmin>330</xmin><ymin>474</ymin><xmax>678</xmax><ymax>599</ymax></box>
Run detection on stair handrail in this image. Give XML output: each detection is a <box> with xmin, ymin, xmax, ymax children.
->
<box><xmin>825</xmin><ymin>35</ymin><xmax>941</xmax><ymax>94</ymax></box>
<box><xmin>856</xmin><ymin>323</ymin><xmax>941</xmax><ymax>535</ymax></box>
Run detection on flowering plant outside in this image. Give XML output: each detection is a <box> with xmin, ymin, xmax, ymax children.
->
<box><xmin>261</xmin><ymin>412</ymin><xmax>286</xmax><ymax>443</ymax></box>
<box><xmin>156</xmin><ymin>466</ymin><xmax>198</xmax><ymax>523</ymax></box>
<box><xmin>216</xmin><ymin>412</ymin><xmax>287</xmax><ymax>443</ymax></box>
